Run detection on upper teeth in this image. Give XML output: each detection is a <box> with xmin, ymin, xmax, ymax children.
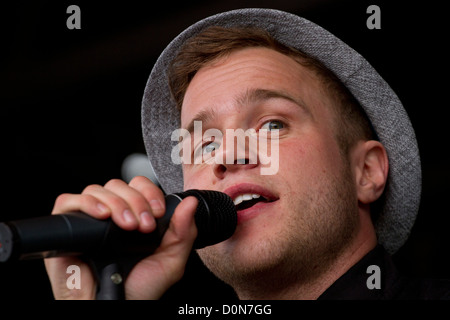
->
<box><xmin>233</xmin><ymin>193</ymin><xmax>261</xmax><ymax>206</ymax></box>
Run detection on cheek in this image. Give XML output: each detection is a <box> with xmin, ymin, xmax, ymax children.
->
<box><xmin>278</xmin><ymin>136</ymin><xmax>343</xmax><ymax>186</ymax></box>
<box><xmin>182</xmin><ymin>165</ymin><xmax>211</xmax><ymax>190</ymax></box>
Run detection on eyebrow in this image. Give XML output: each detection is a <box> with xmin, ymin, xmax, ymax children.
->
<box><xmin>236</xmin><ymin>88</ymin><xmax>308</xmax><ymax>112</ymax></box>
<box><xmin>184</xmin><ymin>108</ymin><xmax>219</xmax><ymax>134</ymax></box>
<box><xmin>183</xmin><ymin>88</ymin><xmax>311</xmax><ymax>134</ymax></box>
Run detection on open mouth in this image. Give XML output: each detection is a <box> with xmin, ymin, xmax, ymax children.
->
<box><xmin>233</xmin><ymin>193</ymin><xmax>275</xmax><ymax>211</ymax></box>
<box><xmin>223</xmin><ymin>183</ymin><xmax>279</xmax><ymax>223</ymax></box>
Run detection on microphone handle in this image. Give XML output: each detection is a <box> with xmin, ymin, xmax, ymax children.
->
<box><xmin>0</xmin><ymin>193</ymin><xmax>183</xmax><ymax>262</ymax></box>
<box><xmin>1</xmin><ymin>189</ymin><xmax>239</xmax><ymax>263</ymax></box>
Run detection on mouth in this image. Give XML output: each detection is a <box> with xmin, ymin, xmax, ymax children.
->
<box><xmin>233</xmin><ymin>193</ymin><xmax>275</xmax><ymax>211</ymax></box>
<box><xmin>223</xmin><ymin>183</ymin><xmax>279</xmax><ymax>222</ymax></box>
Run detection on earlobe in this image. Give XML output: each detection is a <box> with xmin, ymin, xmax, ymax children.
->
<box><xmin>354</xmin><ymin>140</ymin><xmax>389</xmax><ymax>204</ymax></box>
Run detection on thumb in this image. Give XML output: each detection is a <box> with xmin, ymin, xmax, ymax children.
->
<box><xmin>124</xmin><ymin>196</ymin><xmax>198</xmax><ymax>299</ymax></box>
<box><xmin>157</xmin><ymin>195</ymin><xmax>198</xmax><ymax>253</ymax></box>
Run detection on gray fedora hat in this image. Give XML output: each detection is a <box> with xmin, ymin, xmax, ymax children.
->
<box><xmin>141</xmin><ymin>8</ymin><xmax>421</xmax><ymax>254</ymax></box>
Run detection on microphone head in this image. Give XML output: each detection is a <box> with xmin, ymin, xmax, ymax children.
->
<box><xmin>174</xmin><ymin>190</ymin><xmax>237</xmax><ymax>249</ymax></box>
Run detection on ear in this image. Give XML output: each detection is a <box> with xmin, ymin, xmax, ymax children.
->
<box><xmin>352</xmin><ymin>140</ymin><xmax>389</xmax><ymax>204</ymax></box>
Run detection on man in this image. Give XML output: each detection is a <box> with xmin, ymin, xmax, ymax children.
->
<box><xmin>44</xmin><ymin>8</ymin><xmax>449</xmax><ymax>299</ymax></box>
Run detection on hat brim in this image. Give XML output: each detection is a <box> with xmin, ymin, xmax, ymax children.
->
<box><xmin>141</xmin><ymin>8</ymin><xmax>421</xmax><ymax>254</ymax></box>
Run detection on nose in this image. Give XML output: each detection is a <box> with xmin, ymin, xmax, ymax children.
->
<box><xmin>213</xmin><ymin>157</ymin><xmax>259</xmax><ymax>179</ymax></box>
<box><xmin>212</xmin><ymin>134</ymin><xmax>259</xmax><ymax>179</ymax></box>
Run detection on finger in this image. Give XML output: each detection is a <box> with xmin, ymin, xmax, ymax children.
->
<box><xmin>82</xmin><ymin>183</ymin><xmax>140</xmax><ymax>230</ymax></box>
<box><xmin>103</xmin><ymin>178</ymin><xmax>158</xmax><ymax>233</ymax></box>
<box><xmin>52</xmin><ymin>192</ymin><xmax>111</xmax><ymax>218</ymax></box>
<box><xmin>128</xmin><ymin>176</ymin><xmax>166</xmax><ymax>218</ymax></box>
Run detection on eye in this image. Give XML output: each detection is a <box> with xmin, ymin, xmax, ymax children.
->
<box><xmin>192</xmin><ymin>137</ymin><xmax>222</xmax><ymax>163</ymax></box>
<box><xmin>202</xmin><ymin>141</ymin><xmax>220</xmax><ymax>155</ymax></box>
<box><xmin>261</xmin><ymin>120</ymin><xmax>284</xmax><ymax>131</ymax></box>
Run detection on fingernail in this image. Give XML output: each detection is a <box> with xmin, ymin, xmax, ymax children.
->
<box><xmin>122</xmin><ymin>209</ymin><xmax>135</xmax><ymax>224</ymax></box>
<box><xmin>150</xmin><ymin>199</ymin><xmax>164</xmax><ymax>214</ymax></box>
<box><xmin>140</xmin><ymin>211</ymin><xmax>154</xmax><ymax>228</ymax></box>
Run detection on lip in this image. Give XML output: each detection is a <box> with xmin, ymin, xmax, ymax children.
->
<box><xmin>223</xmin><ymin>183</ymin><xmax>279</xmax><ymax>223</ymax></box>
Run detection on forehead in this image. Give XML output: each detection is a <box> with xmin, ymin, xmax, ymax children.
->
<box><xmin>180</xmin><ymin>47</ymin><xmax>325</xmax><ymax>126</ymax></box>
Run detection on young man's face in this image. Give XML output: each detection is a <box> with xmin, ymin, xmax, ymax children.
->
<box><xmin>180</xmin><ymin>47</ymin><xmax>360</xmax><ymax>291</ymax></box>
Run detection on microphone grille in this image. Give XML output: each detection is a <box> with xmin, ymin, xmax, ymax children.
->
<box><xmin>175</xmin><ymin>190</ymin><xmax>237</xmax><ymax>249</ymax></box>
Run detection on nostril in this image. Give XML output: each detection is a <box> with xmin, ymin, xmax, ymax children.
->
<box><xmin>236</xmin><ymin>158</ymin><xmax>249</xmax><ymax>164</ymax></box>
<box><xmin>215</xmin><ymin>163</ymin><xmax>227</xmax><ymax>174</ymax></box>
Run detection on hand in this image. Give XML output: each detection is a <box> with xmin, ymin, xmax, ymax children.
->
<box><xmin>44</xmin><ymin>176</ymin><xmax>198</xmax><ymax>300</ymax></box>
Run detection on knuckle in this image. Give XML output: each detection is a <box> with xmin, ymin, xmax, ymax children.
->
<box><xmin>54</xmin><ymin>193</ymin><xmax>71</xmax><ymax>208</ymax></box>
<box><xmin>79</xmin><ymin>194</ymin><xmax>96</xmax><ymax>207</ymax></box>
<box><xmin>107</xmin><ymin>195</ymin><xmax>128</xmax><ymax>211</ymax></box>
<box><xmin>140</xmin><ymin>183</ymin><xmax>164</xmax><ymax>200</ymax></box>
<box><xmin>127</xmin><ymin>193</ymin><xmax>146</xmax><ymax>208</ymax></box>
<box><xmin>129</xmin><ymin>176</ymin><xmax>164</xmax><ymax>204</ymax></box>
<box><xmin>129</xmin><ymin>175</ymin><xmax>151</xmax><ymax>186</ymax></box>
<box><xmin>142</xmin><ymin>184</ymin><xmax>161</xmax><ymax>197</ymax></box>
<box><xmin>82</xmin><ymin>184</ymin><xmax>102</xmax><ymax>194</ymax></box>
<box><xmin>104</xmin><ymin>178</ymin><xmax>126</xmax><ymax>189</ymax></box>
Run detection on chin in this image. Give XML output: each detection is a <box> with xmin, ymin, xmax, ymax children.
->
<box><xmin>197</xmin><ymin>231</ymin><xmax>288</xmax><ymax>282</ymax></box>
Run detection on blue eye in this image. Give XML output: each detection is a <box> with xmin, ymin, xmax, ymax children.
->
<box><xmin>261</xmin><ymin>120</ymin><xmax>284</xmax><ymax>131</ymax></box>
<box><xmin>202</xmin><ymin>141</ymin><xmax>220</xmax><ymax>154</ymax></box>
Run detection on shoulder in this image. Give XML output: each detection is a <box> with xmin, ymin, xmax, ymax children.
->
<box><xmin>392</xmin><ymin>276</ymin><xmax>450</xmax><ymax>300</ymax></box>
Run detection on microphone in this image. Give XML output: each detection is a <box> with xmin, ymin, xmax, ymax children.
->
<box><xmin>0</xmin><ymin>190</ymin><xmax>237</xmax><ymax>263</ymax></box>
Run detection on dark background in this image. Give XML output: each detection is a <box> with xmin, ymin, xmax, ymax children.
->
<box><xmin>2</xmin><ymin>0</ymin><xmax>449</xmax><ymax>301</ymax></box>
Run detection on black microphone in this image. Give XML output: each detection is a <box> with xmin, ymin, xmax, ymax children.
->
<box><xmin>0</xmin><ymin>190</ymin><xmax>237</xmax><ymax>263</ymax></box>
